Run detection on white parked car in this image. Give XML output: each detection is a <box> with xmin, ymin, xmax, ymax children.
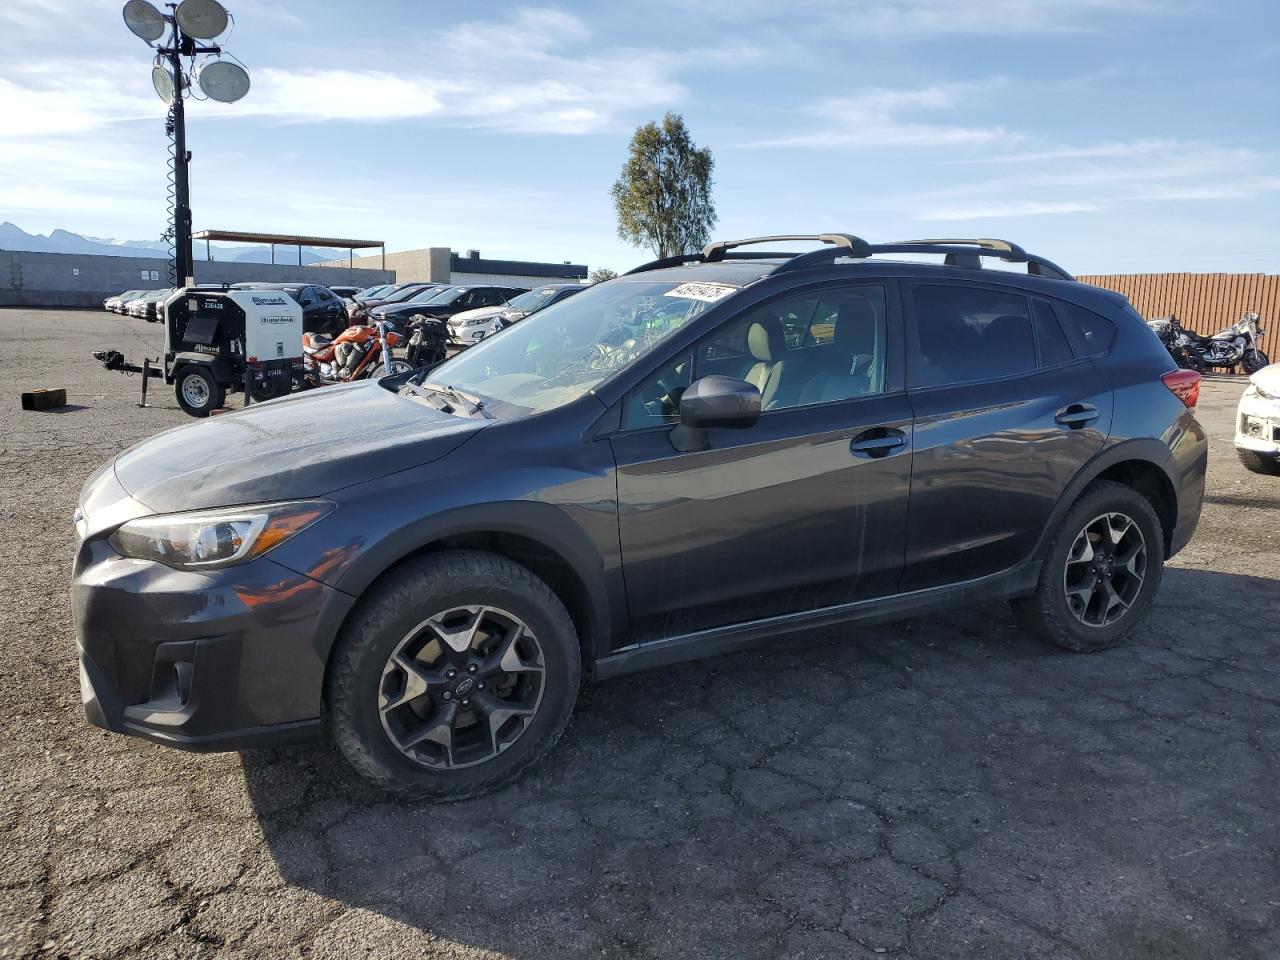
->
<box><xmin>446</xmin><ymin>283</ymin><xmax>586</xmax><ymax>348</ymax></box>
<box><xmin>1235</xmin><ymin>362</ymin><xmax>1280</xmax><ymax>475</ymax></box>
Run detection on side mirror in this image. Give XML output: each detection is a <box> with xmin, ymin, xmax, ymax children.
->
<box><xmin>670</xmin><ymin>375</ymin><xmax>761</xmax><ymax>452</ymax></box>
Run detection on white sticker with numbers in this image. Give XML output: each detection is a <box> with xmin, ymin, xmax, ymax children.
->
<box><xmin>663</xmin><ymin>282</ymin><xmax>737</xmax><ymax>303</ymax></box>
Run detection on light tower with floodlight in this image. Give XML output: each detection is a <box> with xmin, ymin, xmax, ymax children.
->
<box><xmin>122</xmin><ymin>0</ymin><xmax>250</xmax><ymax>286</ymax></box>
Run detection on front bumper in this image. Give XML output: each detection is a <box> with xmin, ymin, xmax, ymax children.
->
<box><xmin>72</xmin><ymin>491</ymin><xmax>354</xmax><ymax>752</ymax></box>
<box><xmin>1235</xmin><ymin>391</ymin><xmax>1280</xmax><ymax>455</ymax></box>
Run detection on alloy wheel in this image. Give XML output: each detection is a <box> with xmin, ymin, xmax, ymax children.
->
<box><xmin>1063</xmin><ymin>512</ymin><xmax>1147</xmax><ymax>628</ymax></box>
<box><xmin>377</xmin><ymin>605</ymin><xmax>545</xmax><ymax>769</ymax></box>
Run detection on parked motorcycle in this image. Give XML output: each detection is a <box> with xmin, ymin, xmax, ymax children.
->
<box><xmin>301</xmin><ymin>319</ymin><xmax>410</xmax><ymax>386</ymax></box>
<box><xmin>1184</xmin><ymin>311</ymin><xmax>1270</xmax><ymax>374</ymax></box>
<box><xmin>404</xmin><ymin>313</ymin><xmax>450</xmax><ymax>369</ymax></box>
<box><xmin>1147</xmin><ymin>314</ymin><xmax>1206</xmax><ymax>372</ymax></box>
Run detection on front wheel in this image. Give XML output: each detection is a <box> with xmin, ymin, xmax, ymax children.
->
<box><xmin>174</xmin><ymin>366</ymin><xmax>224</xmax><ymax>417</ymax></box>
<box><xmin>1242</xmin><ymin>349</ymin><xmax>1270</xmax><ymax>375</ymax></box>
<box><xmin>325</xmin><ymin>550</ymin><xmax>581</xmax><ymax>800</ymax></box>
<box><xmin>1013</xmin><ymin>481</ymin><xmax>1164</xmax><ymax>652</ymax></box>
<box><xmin>1180</xmin><ymin>348</ymin><xmax>1205</xmax><ymax>373</ymax></box>
<box><xmin>1237</xmin><ymin>448</ymin><xmax>1280</xmax><ymax>475</ymax></box>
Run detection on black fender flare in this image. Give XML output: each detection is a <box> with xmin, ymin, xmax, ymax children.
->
<box><xmin>331</xmin><ymin>500</ymin><xmax>618</xmax><ymax>662</ymax></box>
<box><xmin>1030</xmin><ymin>438</ymin><xmax>1178</xmax><ymax>563</ymax></box>
<box><xmin>171</xmin><ymin>352</ymin><xmax>236</xmax><ymax>385</ymax></box>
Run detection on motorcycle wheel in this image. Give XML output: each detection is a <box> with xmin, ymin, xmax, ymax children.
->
<box><xmin>1242</xmin><ymin>350</ymin><xmax>1270</xmax><ymax>375</ymax></box>
<box><xmin>1181</xmin><ymin>349</ymin><xmax>1205</xmax><ymax>373</ymax></box>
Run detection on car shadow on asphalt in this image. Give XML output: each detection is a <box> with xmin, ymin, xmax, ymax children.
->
<box><xmin>240</xmin><ymin>568</ymin><xmax>1280</xmax><ymax>959</ymax></box>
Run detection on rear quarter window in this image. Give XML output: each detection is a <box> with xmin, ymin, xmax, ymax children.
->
<box><xmin>1057</xmin><ymin>302</ymin><xmax>1117</xmax><ymax>357</ymax></box>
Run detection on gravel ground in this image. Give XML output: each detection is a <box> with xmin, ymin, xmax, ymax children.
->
<box><xmin>2</xmin><ymin>307</ymin><xmax>1278</xmax><ymax>960</ymax></box>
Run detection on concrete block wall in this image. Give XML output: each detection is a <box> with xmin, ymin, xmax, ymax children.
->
<box><xmin>0</xmin><ymin>250</ymin><xmax>393</xmax><ymax>308</ymax></box>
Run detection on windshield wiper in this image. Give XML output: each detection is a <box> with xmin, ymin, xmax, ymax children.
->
<box><xmin>422</xmin><ymin>382</ymin><xmax>493</xmax><ymax>418</ymax></box>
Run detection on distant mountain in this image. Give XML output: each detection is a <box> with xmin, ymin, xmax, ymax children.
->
<box><xmin>0</xmin><ymin>222</ymin><xmax>343</xmax><ymax>265</ymax></box>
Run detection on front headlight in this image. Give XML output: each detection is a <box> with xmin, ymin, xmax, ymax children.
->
<box><xmin>463</xmin><ymin>317</ymin><xmax>489</xmax><ymax>327</ymax></box>
<box><xmin>109</xmin><ymin>500</ymin><xmax>332</xmax><ymax>569</ymax></box>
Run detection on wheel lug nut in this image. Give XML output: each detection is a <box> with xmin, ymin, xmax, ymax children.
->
<box><xmin>467</xmin><ymin>664</ymin><xmax>477</xmax><ymax>673</ymax></box>
<box><xmin>446</xmin><ymin>669</ymin><xmax>457</xmax><ymax>679</ymax></box>
<box><xmin>461</xmin><ymin>698</ymin><xmax>470</xmax><ymax>707</ymax></box>
<box><xmin>477</xmin><ymin>682</ymin><xmax>485</xmax><ymax>690</ymax></box>
<box><xmin>442</xmin><ymin>691</ymin><xmax>452</xmax><ymax>701</ymax></box>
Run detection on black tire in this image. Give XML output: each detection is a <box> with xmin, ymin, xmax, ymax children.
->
<box><xmin>325</xmin><ymin>550</ymin><xmax>581</xmax><ymax>800</ymax></box>
<box><xmin>1242</xmin><ymin>350</ymin><xmax>1270</xmax><ymax>375</ymax></box>
<box><xmin>1237</xmin><ymin>448</ymin><xmax>1280</xmax><ymax>475</ymax></box>
<box><xmin>173</xmin><ymin>366</ymin><xmax>224</xmax><ymax>417</ymax></box>
<box><xmin>1181</xmin><ymin>348</ymin><xmax>1205</xmax><ymax>373</ymax></box>
<box><xmin>1013</xmin><ymin>481</ymin><xmax>1164</xmax><ymax>652</ymax></box>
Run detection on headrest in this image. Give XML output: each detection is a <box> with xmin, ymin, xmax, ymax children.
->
<box><xmin>747</xmin><ymin>316</ymin><xmax>786</xmax><ymax>362</ymax></box>
<box><xmin>833</xmin><ymin>297</ymin><xmax>878</xmax><ymax>353</ymax></box>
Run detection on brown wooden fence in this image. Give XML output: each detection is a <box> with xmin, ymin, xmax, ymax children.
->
<box><xmin>1078</xmin><ymin>273</ymin><xmax>1279</xmax><ymax>372</ymax></box>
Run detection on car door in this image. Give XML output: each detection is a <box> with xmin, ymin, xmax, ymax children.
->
<box><xmin>901</xmin><ymin>282</ymin><xmax>1113</xmax><ymax>591</ymax></box>
<box><xmin>608</xmin><ymin>281</ymin><xmax>913</xmax><ymax>643</ymax></box>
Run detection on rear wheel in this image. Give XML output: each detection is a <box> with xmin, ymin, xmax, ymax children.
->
<box><xmin>1013</xmin><ymin>481</ymin><xmax>1164</xmax><ymax>652</ymax></box>
<box><xmin>326</xmin><ymin>550</ymin><xmax>581</xmax><ymax>800</ymax></box>
<box><xmin>174</xmin><ymin>366</ymin><xmax>224</xmax><ymax>417</ymax></box>
<box><xmin>1237</xmin><ymin>448</ymin><xmax>1280</xmax><ymax>475</ymax></box>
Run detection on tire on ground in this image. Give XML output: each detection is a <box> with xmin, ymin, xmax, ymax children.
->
<box><xmin>173</xmin><ymin>365</ymin><xmax>224</xmax><ymax>417</ymax></box>
<box><xmin>325</xmin><ymin>549</ymin><xmax>581</xmax><ymax>800</ymax></box>
<box><xmin>1013</xmin><ymin>480</ymin><xmax>1164</xmax><ymax>652</ymax></box>
<box><xmin>1237</xmin><ymin>448</ymin><xmax>1280</xmax><ymax>475</ymax></box>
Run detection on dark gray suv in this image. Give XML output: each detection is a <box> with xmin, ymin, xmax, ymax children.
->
<box><xmin>71</xmin><ymin>234</ymin><xmax>1207</xmax><ymax>799</ymax></box>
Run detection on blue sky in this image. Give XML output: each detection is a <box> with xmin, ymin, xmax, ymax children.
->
<box><xmin>1</xmin><ymin>0</ymin><xmax>1278</xmax><ymax>274</ymax></box>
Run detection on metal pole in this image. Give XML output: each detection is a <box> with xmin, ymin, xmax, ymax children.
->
<box><xmin>168</xmin><ymin>33</ymin><xmax>193</xmax><ymax>286</ymax></box>
<box><xmin>271</xmin><ymin>243</ymin><xmax>275</xmax><ymax>264</ymax></box>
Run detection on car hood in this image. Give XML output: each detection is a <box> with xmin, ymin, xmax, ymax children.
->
<box><xmin>448</xmin><ymin>306</ymin><xmax>504</xmax><ymax>325</ymax></box>
<box><xmin>112</xmin><ymin>381</ymin><xmax>488</xmax><ymax>513</ymax></box>
<box><xmin>1250</xmin><ymin>363</ymin><xmax>1280</xmax><ymax>397</ymax></box>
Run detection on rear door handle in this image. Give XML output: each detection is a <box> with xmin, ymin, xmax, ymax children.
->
<box><xmin>1055</xmin><ymin>403</ymin><xmax>1099</xmax><ymax>429</ymax></box>
<box><xmin>850</xmin><ymin>428</ymin><xmax>907</xmax><ymax>458</ymax></box>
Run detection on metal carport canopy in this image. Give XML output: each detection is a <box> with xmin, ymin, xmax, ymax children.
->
<box><xmin>191</xmin><ymin>230</ymin><xmax>386</xmax><ymax>268</ymax></box>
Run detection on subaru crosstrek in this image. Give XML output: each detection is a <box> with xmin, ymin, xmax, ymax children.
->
<box><xmin>72</xmin><ymin>234</ymin><xmax>1207</xmax><ymax>799</ymax></box>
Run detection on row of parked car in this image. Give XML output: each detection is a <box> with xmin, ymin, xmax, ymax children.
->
<box><xmin>102</xmin><ymin>279</ymin><xmax>587</xmax><ymax>349</ymax></box>
<box><xmin>349</xmin><ymin>280</ymin><xmax>585</xmax><ymax>346</ymax></box>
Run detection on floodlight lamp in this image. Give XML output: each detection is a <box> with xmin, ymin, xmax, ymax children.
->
<box><xmin>197</xmin><ymin>59</ymin><xmax>250</xmax><ymax>103</ymax></box>
<box><xmin>174</xmin><ymin>0</ymin><xmax>229</xmax><ymax>39</ymax></box>
<box><xmin>122</xmin><ymin>0</ymin><xmax>166</xmax><ymax>42</ymax></box>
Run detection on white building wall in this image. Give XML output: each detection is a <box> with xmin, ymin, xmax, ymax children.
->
<box><xmin>450</xmin><ymin>271</ymin><xmax>588</xmax><ymax>289</ymax></box>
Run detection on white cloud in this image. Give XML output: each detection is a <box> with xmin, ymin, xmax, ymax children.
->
<box><xmin>743</xmin><ymin>83</ymin><xmax>1014</xmax><ymax>150</ymax></box>
<box><xmin>916</xmin><ymin>200</ymin><xmax>1100</xmax><ymax>220</ymax></box>
<box><xmin>668</xmin><ymin>0</ymin><xmax>1168</xmax><ymax>35</ymax></box>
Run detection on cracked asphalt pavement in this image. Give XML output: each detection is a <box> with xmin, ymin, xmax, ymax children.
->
<box><xmin>2</xmin><ymin>308</ymin><xmax>1278</xmax><ymax>959</ymax></box>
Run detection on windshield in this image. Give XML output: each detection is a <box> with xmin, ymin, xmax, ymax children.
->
<box><xmin>383</xmin><ymin>285</ymin><xmax>432</xmax><ymax>304</ymax></box>
<box><xmin>356</xmin><ymin>285</ymin><xmax>390</xmax><ymax>299</ymax></box>
<box><xmin>417</xmin><ymin>278</ymin><xmax>734</xmax><ymax>415</ymax></box>
<box><xmin>421</xmin><ymin>286</ymin><xmax>467</xmax><ymax>306</ymax></box>
<box><xmin>505</xmin><ymin>287</ymin><xmax>563</xmax><ymax>313</ymax></box>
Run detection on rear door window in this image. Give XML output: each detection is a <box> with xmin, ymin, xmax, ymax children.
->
<box><xmin>909</xmin><ymin>284</ymin><xmax>1036</xmax><ymax>388</ymax></box>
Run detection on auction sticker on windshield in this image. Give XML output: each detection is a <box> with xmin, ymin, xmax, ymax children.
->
<box><xmin>663</xmin><ymin>282</ymin><xmax>738</xmax><ymax>303</ymax></box>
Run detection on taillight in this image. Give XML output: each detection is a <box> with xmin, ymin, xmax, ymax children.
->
<box><xmin>1161</xmin><ymin>368</ymin><xmax>1200</xmax><ymax>410</ymax></box>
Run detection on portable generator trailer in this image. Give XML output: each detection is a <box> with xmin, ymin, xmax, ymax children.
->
<box><xmin>95</xmin><ymin>286</ymin><xmax>305</xmax><ymax>417</ymax></box>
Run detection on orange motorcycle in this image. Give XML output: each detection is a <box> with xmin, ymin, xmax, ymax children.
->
<box><xmin>301</xmin><ymin>319</ymin><xmax>411</xmax><ymax>387</ymax></box>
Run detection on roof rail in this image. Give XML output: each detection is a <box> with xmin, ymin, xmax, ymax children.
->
<box><xmin>623</xmin><ymin>250</ymin><xmax>795</xmax><ymax>275</ymax></box>
<box><xmin>879</xmin><ymin>238</ymin><xmax>1074</xmax><ymax>281</ymax></box>
<box><xmin>624</xmin><ymin>234</ymin><xmax>1073</xmax><ymax>282</ymax></box>
<box><xmin>702</xmin><ymin>233</ymin><xmax>872</xmax><ymax>262</ymax></box>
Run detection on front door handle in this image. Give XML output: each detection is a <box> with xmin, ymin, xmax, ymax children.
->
<box><xmin>850</xmin><ymin>428</ymin><xmax>907</xmax><ymax>458</ymax></box>
<box><xmin>1055</xmin><ymin>403</ymin><xmax>1100</xmax><ymax>429</ymax></box>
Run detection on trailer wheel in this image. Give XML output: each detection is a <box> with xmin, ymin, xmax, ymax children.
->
<box><xmin>175</xmin><ymin>366</ymin><xmax>225</xmax><ymax>417</ymax></box>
